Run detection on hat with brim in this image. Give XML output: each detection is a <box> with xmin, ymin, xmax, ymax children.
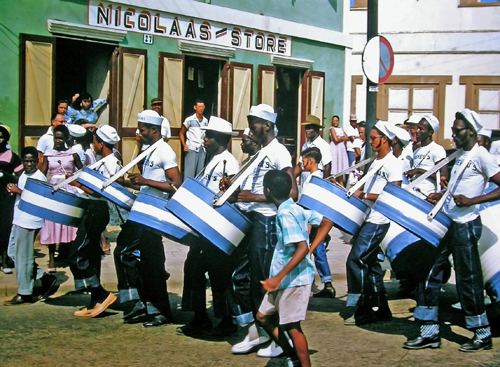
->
<box><xmin>375</xmin><ymin>120</ymin><xmax>396</xmax><ymax>140</ymax></box>
<box><xmin>405</xmin><ymin>114</ymin><xmax>421</xmax><ymax>125</ymax></box>
<box><xmin>150</xmin><ymin>97</ymin><xmax>162</xmax><ymax>105</ymax></box>
<box><xmin>137</xmin><ymin>109</ymin><xmax>163</xmax><ymax>126</ymax></box>
<box><xmin>201</xmin><ymin>116</ymin><xmax>235</xmax><ymax>135</ymax></box>
<box><xmin>478</xmin><ymin>128</ymin><xmax>492</xmax><ymax>139</ymax></box>
<box><xmin>247</xmin><ymin>104</ymin><xmax>277</xmax><ymax>124</ymax></box>
<box><xmin>387</xmin><ymin>122</ymin><xmax>411</xmax><ymax>146</ymax></box>
<box><xmin>458</xmin><ymin>108</ymin><xmax>483</xmax><ymax>133</ymax></box>
<box><xmin>68</xmin><ymin>124</ymin><xmax>86</xmax><ymax>138</ymax></box>
<box><xmin>422</xmin><ymin>114</ymin><xmax>440</xmax><ymax>134</ymax></box>
<box><xmin>96</xmin><ymin>125</ymin><xmax>120</xmax><ymax>145</ymax></box>
<box><xmin>301</xmin><ymin>115</ymin><xmax>322</xmax><ymax>127</ymax></box>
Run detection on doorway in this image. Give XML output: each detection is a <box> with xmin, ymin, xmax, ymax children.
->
<box><xmin>183</xmin><ymin>56</ymin><xmax>223</xmax><ymax>120</ymax></box>
<box><xmin>275</xmin><ymin>66</ymin><xmax>302</xmax><ymax>160</ymax></box>
<box><xmin>55</xmin><ymin>38</ymin><xmax>114</xmax><ymax>122</ymax></box>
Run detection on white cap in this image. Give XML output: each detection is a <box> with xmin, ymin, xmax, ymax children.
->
<box><xmin>68</xmin><ymin>124</ymin><xmax>86</xmax><ymax>138</ymax></box>
<box><xmin>201</xmin><ymin>116</ymin><xmax>234</xmax><ymax>135</ymax></box>
<box><xmin>96</xmin><ymin>125</ymin><xmax>120</xmax><ymax>145</ymax></box>
<box><xmin>458</xmin><ymin>108</ymin><xmax>483</xmax><ymax>133</ymax></box>
<box><xmin>405</xmin><ymin>114</ymin><xmax>421</xmax><ymax>125</ymax></box>
<box><xmin>375</xmin><ymin>120</ymin><xmax>396</xmax><ymax>140</ymax></box>
<box><xmin>247</xmin><ymin>104</ymin><xmax>277</xmax><ymax>123</ymax></box>
<box><xmin>478</xmin><ymin>128</ymin><xmax>492</xmax><ymax>139</ymax></box>
<box><xmin>243</xmin><ymin>128</ymin><xmax>251</xmax><ymax>136</ymax></box>
<box><xmin>137</xmin><ymin>109</ymin><xmax>163</xmax><ymax>126</ymax></box>
<box><xmin>387</xmin><ymin>122</ymin><xmax>411</xmax><ymax>146</ymax></box>
<box><xmin>161</xmin><ymin>117</ymin><xmax>171</xmax><ymax>138</ymax></box>
<box><xmin>422</xmin><ymin>114</ymin><xmax>440</xmax><ymax>134</ymax></box>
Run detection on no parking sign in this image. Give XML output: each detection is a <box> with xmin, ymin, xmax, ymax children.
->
<box><xmin>362</xmin><ymin>35</ymin><xmax>394</xmax><ymax>84</ymax></box>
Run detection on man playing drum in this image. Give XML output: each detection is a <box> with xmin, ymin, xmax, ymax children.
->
<box><xmin>230</xmin><ymin>104</ymin><xmax>298</xmax><ymax>357</ymax></box>
<box><xmin>404</xmin><ymin>109</ymin><xmax>500</xmax><ymax>352</ymax></box>
<box><xmin>345</xmin><ymin>120</ymin><xmax>403</xmax><ymax>325</ymax></box>
<box><xmin>115</xmin><ymin>110</ymin><xmax>181</xmax><ymax>327</ymax></box>
<box><xmin>179</xmin><ymin>116</ymin><xmax>240</xmax><ymax>337</ymax></box>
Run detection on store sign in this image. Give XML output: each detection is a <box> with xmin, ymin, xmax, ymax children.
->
<box><xmin>88</xmin><ymin>0</ymin><xmax>291</xmax><ymax>56</ymax></box>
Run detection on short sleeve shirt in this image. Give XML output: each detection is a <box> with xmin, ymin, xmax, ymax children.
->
<box><xmin>302</xmin><ymin>135</ymin><xmax>332</xmax><ymax>169</ymax></box>
<box><xmin>13</xmin><ymin>170</ymin><xmax>48</xmax><ymax>229</ymax></box>
<box><xmin>183</xmin><ymin>113</ymin><xmax>208</xmax><ymax>151</ymax></box>
<box><xmin>270</xmin><ymin>198</ymin><xmax>316</xmax><ymax>290</ymax></box>
<box><xmin>141</xmin><ymin>140</ymin><xmax>178</xmax><ymax>197</ymax></box>
<box><xmin>36</xmin><ymin>127</ymin><xmax>54</xmax><ymax>154</ymax></box>
<box><xmin>199</xmin><ymin>150</ymin><xmax>240</xmax><ymax>193</ymax></box>
<box><xmin>444</xmin><ymin>144</ymin><xmax>500</xmax><ymax>223</ymax></box>
<box><xmin>411</xmin><ymin>141</ymin><xmax>446</xmax><ymax>195</ymax></box>
<box><xmin>247</xmin><ymin>139</ymin><xmax>293</xmax><ymax>216</ymax></box>
<box><xmin>364</xmin><ymin>152</ymin><xmax>403</xmax><ymax>224</ymax></box>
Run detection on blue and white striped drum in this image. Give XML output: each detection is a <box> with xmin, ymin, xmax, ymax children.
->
<box><xmin>128</xmin><ymin>192</ymin><xmax>197</xmax><ymax>243</ymax></box>
<box><xmin>478</xmin><ymin>184</ymin><xmax>500</xmax><ymax>303</ymax></box>
<box><xmin>76</xmin><ymin>167</ymin><xmax>136</xmax><ymax>210</ymax></box>
<box><xmin>298</xmin><ymin>176</ymin><xmax>370</xmax><ymax>235</ymax></box>
<box><xmin>373</xmin><ymin>183</ymin><xmax>452</xmax><ymax>247</ymax></box>
<box><xmin>19</xmin><ymin>178</ymin><xmax>88</xmax><ymax>227</ymax></box>
<box><xmin>166</xmin><ymin>177</ymin><xmax>251</xmax><ymax>255</ymax></box>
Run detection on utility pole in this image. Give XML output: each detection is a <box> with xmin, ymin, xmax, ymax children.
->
<box><xmin>365</xmin><ymin>0</ymin><xmax>378</xmax><ymax>158</ymax></box>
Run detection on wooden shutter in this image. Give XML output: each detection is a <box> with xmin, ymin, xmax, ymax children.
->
<box><xmin>300</xmin><ymin>71</ymin><xmax>325</xmax><ymax>147</ymax></box>
<box><xmin>229</xmin><ymin>63</ymin><xmax>252</xmax><ymax>131</ymax></box>
<box><xmin>116</xmin><ymin>47</ymin><xmax>147</xmax><ymax>165</ymax></box>
<box><xmin>258</xmin><ymin>65</ymin><xmax>276</xmax><ymax>107</ymax></box>
<box><xmin>20</xmin><ymin>36</ymin><xmax>55</xmax><ymax>148</ymax></box>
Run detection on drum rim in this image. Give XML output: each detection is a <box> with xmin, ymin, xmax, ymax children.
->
<box><xmin>25</xmin><ymin>178</ymin><xmax>88</xmax><ymax>202</ymax></box>
<box><xmin>308</xmin><ymin>175</ymin><xmax>369</xmax><ymax>211</ymax></box>
<box><xmin>79</xmin><ymin>167</ymin><xmax>136</xmax><ymax>198</ymax></box>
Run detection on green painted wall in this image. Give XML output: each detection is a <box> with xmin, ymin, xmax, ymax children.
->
<box><xmin>0</xmin><ymin>0</ymin><xmax>345</xmax><ymax>151</ymax></box>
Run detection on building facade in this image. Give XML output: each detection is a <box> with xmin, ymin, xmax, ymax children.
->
<box><xmin>0</xmin><ymin>0</ymin><xmax>350</xmax><ymax>165</ymax></box>
<box><xmin>347</xmin><ymin>0</ymin><xmax>500</xmax><ymax>148</ymax></box>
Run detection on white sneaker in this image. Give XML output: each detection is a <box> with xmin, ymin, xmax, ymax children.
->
<box><xmin>2</xmin><ymin>267</ymin><xmax>13</xmax><ymax>274</ymax></box>
<box><xmin>257</xmin><ymin>341</ymin><xmax>284</xmax><ymax>358</ymax></box>
<box><xmin>231</xmin><ymin>334</ymin><xmax>271</xmax><ymax>354</ymax></box>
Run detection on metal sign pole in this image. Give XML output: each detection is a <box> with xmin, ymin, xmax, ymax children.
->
<box><xmin>365</xmin><ymin>0</ymin><xmax>378</xmax><ymax>160</ymax></box>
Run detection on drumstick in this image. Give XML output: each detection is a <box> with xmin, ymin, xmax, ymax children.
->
<box><xmin>407</xmin><ymin>150</ymin><xmax>460</xmax><ymax>190</ymax></box>
<box><xmin>328</xmin><ymin>156</ymin><xmax>375</xmax><ymax>180</ymax></box>
<box><xmin>222</xmin><ymin>159</ymin><xmax>227</xmax><ymax>178</ymax></box>
<box><xmin>57</xmin><ymin>160</ymin><xmax>68</xmax><ymax>177</ymax></box>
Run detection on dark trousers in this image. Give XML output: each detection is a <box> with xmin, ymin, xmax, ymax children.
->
<box><xmin>115</xmin><ymin>220</ymin><xmax>171</xmax><ymax>317</ymax></box>
<box><xmin>346</xmin><ymin>222</ymin><xmax>389</xmax><ymax>307</ymax></box>
<box><xmin>182</xmin><ymin>239</ymin><xmax>234</xmax><ymax>318</ymax></box>
<box><xmin>68</xmin><ymin>200</ymin><xmax>109</xmax><ymax>290</ymax></box>
<box><xmin>0</xmin><ymin>193</ymin><xmax>15</xmax><ymax>268</ymax></box>
<box><xmin>415</xmin><ymin>217</ymin><xmax>489</xmax><ymax>329</ymax></box>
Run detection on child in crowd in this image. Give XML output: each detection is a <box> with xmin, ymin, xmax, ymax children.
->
<box><xmin>300</xmin><ymin>147</ymin><xmax>336</xmax><ymax>298</ymax></box>
<box><xmin>257</xmin><ymin>170</ymin><xmax>321</xmax><ymax>367</ymax></box>
<box><xmin>4</xmin><ymin>146</ymin><xmax>58</xmax><ymax>305</ymax></box>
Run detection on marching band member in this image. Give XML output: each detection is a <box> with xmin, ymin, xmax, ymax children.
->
<box><xmin>345</xmin><ymin>120</ymin><xmax>403</xmax><ymax>325</ymax></box>
<box><xmin>404</xmin><ymin>109</ymin><xmax>500</xmax><ymax>352</ymax></box>
<box><xmin>405</xmin><ymin>115</ymin><xmax>448</xmax><ymax>196</ymax></box>
<box><xmin>115</xmin><ymin>110</ymin><xmax>181</xmax><ymax>327</ymax></box>
<box><xmin>231</xmin><ymin>104</ymin><xmax>298</xmax><ymax>356</ymax></box>
<box><xmin>179</xmin><ymin>116</ymin><xmax>240</xmax><ymax>337</ymax></box>
<box><xmin>477</xmin><ymin>128</ymin><xmax>492</xmax><ymax>151</ymax></box>
<box><xmin>70</xmin><ymin>125</ymin><xmax>120</xmax><ymax>318</ymax></box>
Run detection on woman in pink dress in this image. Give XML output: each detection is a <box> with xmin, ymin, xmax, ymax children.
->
<box><xmin>40</xmin><ymin>125</ymin><xmax>83</xmax><ymax>272</ymax></box>
<box><xmin>329</xmin><ymin>115</ymin><xmax>350</xmax><ymax>186</ymax></box>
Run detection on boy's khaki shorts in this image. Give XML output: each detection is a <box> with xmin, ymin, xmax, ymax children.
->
<box><xmin>258</xmin><ymin>284</ymin><xmax>312</xmax><ymax>325</ymax></box>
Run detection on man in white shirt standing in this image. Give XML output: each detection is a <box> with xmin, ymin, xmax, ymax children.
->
<box><xmin>36</xmin><ymin>113</ymin><xmax>66</xmax><ymax>158</ymax></box>
<box><xmin>115</xmin><ymin>110</ymin><xmax>181</xmax><ymax>328</ymax></box>
<box><xmin>150</xmin><ymin>97</ymin><xmax>172</xmax><ymax>141</ymax></box>
<box><xmin>179</xmin><ymin>99</ymin><xmax>208</xmax><ymax>179</ymax></box>
<box><xmin>405</xmin><ymin>109</ymin><xmax>500</xmax><ymax>352</ymax></box>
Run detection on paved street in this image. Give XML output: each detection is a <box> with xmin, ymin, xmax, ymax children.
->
<box><xmin>0</xmin><ymin>228</ymin><xmax>498</xmax><ymax>367</ymax></box>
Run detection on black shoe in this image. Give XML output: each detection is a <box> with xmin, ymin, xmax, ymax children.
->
<box><xmin>313</xmin><ymin>286</ymin><xmax>336</xmax><ymax>298</ymax></box>
<box><xmin>403</xmin><ymin>336</ymin><xmax>441</xmax><ymax>350</ymax></box>
<box><xmin>459</xmin><ymin>337</ymin><xmax>492</xmax><ymax>352</ymax></box>
<box><xmin>375</xmin><ymin>306</ymin><xmax>392</xmax><ymax>322</ymax></box>
<box><xmin>123</xmin><ymin>301</ymin><xmax>146</xmax><ymax>320</ymax></box>
<box><xmin>143</xmin><ymin>314</ymin><xmax>172</xmax><ymax>328</ymax></box>
<box><xmin>124</xmin><ymin>312</ymin><xmax>149</xmax><ymax>324</ymax></box>
<box><xmin>38</xmin><ymin>273</ymin><xmax>59</xmax><ymax>298</ymax></box>
<box><xmin>178</xmin><ymin>317</ymin><xmax>212</xmax><ymax>336</ymax></box>
<box><xmin>4</xmin><ymin>294</ymin><xmax>38</xmax><ymax>306</ymax></box>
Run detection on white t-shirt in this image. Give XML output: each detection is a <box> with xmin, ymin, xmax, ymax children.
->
<box><xmin>141</xmin><ymin>140</ymin><xmax>178</xmax><ymax>197</ymax></box>
<box><xmin>410</xmin><ymin>141</ymin><xmax>446</xmax><ymax>195</ymax></box>
<box><xmin>490</xmin><ymin>140</ymin><xmax>500</xmax><ymax>165</ymax></box>
<box><xmin>161</xmin><ymin>116</ymin><xmax>171</xmax><ymax>139</ymax></box>
<box><xmin>343</xmin><ymin>125</ymin><xmax>359</xmax><ymax>153</ymax></box>
<box><xmin>71</xmin><ymin>144</ymin><xmax>86</xmax><ymax>166</ymax></box>
<box><xmin>444</xmin><ymin>144</ymin><xmax>500</xmax><ymax>223</ymax></box>
<box><xmin>302</xmin><ymin>135</ymin><xmax>332</xmax><ymax>169</ymax></box>
<box><xmin>246</xmin><ymin>138</ymin><xmax>293</xmax><ymax>216</ymax></box>
<box><xmin>183</xmin><ymin>113</ymin><xmax>208</xmax><ymax>151</ymax></box>
<box><xmin>36</xmin><ymin>127</ymin><xmax>54</xmax><ymax>154</ymax></box>
<box><xmin>13</xmin><ymin>170</ymin><xmax>48</xmax><ymax>229</ymax></box>
<box><xmin>200</xmin><ymin>150</ymin><xmax>239</xmax><ymax>193</ymax></box>
<box><xmin>363</xmin><ymin>152</ymin><xmax>403</xmax><ymax>224</ymax></box>
<box><xmin>236</xmin><ymin>154</ymin><xmax>257</xmax><ymax>213</ymax></box>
